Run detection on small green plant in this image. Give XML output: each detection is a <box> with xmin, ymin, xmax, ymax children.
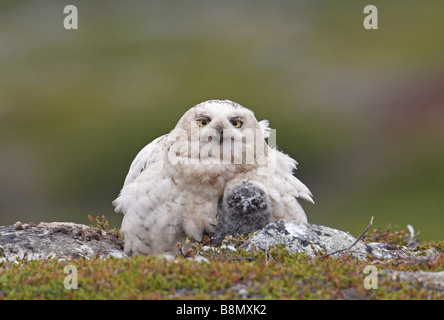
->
<box><xmin>88</xmin><ymin>214</ymin><xmax>110</xmax><ymax>230</ymax></box>
<box><xmin>363</xmin><ymin>225</ymin><xmax>413</xmax><ymax>246</ymax></box>
<box><xmin>88</xmin><ymin>215</ymin><xmax>119</xmax><ymax>235</ymax></box>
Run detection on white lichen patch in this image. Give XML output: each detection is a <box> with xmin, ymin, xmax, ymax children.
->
<box><xmin>246</xmin><ymin>219</ymin><xmax>384</xmax><ymax>260</ymax></box>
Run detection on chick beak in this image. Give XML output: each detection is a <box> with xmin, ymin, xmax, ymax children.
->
<box><xmin>242</xmin><ymin>200</ymin><xmax>250</xmax><ymax>214</ymax></box>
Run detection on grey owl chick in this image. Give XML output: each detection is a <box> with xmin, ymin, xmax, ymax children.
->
<box><xmin>211</xmin><ymin>181</ymin><xmax>272</xmax><ymax>245</ymax></box>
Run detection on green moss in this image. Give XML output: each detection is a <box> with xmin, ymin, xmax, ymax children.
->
<box><xmin>417</xmin><ymin>240</ymin><xmax>444</xmax><ymax>253</ymax></box>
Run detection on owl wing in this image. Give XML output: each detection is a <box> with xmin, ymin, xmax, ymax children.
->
<box><xmin>223</xmin><ymin>145</ymin><xmax>313</xmax><ymax>223</ymax></box>
<box><xmin>113</xmin><ymin>134</ymin><xmax>167</xmax><ymax>217</ymax></box>
<box><xmin>120</xmin><ymin>135</ymin><xmax>168</xmax><ymax>187</ymax></box>
<box><xmin>273</xmin><ymin>149</ymin><xmax>314</xmax><ymax>204</ymax></box>
<box><xmin>258</xmin><ymin>119</ymin><xmax>271</xmax><ymax>138</ymax></box>
<box><xmin>257</xmin><ymin>120</ymin><xmax>312</xmax><ymax>202</ymax></box>
<box><xmin>113</xmin><ymin>134</ymin><xmax>187</xmax><ymax>255</ymax></box>
<box><xmin>265</xmin><ymin>148</ymin><xmax>313</xmax><ymax>222</ymax></box>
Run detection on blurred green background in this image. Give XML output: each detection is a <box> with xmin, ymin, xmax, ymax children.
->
<box><xmin>0</xmin><ymin>1</ymin><xmax>443</xmax><ymax>240</ymax></box>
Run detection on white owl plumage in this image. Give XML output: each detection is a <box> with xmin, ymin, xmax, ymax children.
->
<box><xmin>113</xmin><ymin>100</ymin><xmax>313</xmax><ymax>256</ymax></box>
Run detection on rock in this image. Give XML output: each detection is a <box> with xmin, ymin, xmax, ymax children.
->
<box><xmin>243</xmin><ymin>219</ymin><xmax>415</xmax><ymax>260</ymax></box>
<box><xmin>0</xmin><ymin>219</ymin><xmax>431</xmax><ymax>262</ymax></box>
<box><xmin>0</xmin><ymin>222</ymin><xmax>125</xmax><ymax>261</ymax></box>
<box><xmin>380</xmin><ymin>270</ymin><xmax>444</xmax><ymax>291</ymax></box>
<box><xmin>230</xmin><ymin>283</ymin><xmax>251</xmax><ymax>299</ymax></box>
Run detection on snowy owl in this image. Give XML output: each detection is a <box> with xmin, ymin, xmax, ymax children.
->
<box><xmin>113</xmin><ymin>99</ymin><xmax>313</xmax><ymax>256</ymax></box>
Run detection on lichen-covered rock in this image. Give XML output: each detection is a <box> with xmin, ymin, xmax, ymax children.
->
<box><xmin>244</xmin><ymin>220</ymin><xmax>371</xmax><ymax>259</ymax></box>
<box><xmin>0</xmin><ymin>219</ymin><xmax>429</xmax><ymax>262</ymax></box>
<box><xmin>0</xmin><ymin>222</ymin><xmax>125</xmax><ymax>261</ymax></box>
<box><xmin>244</xmin><ymin>219</ymin><xmax>416</xmax><ymax>260</ymax></box>
<box><xmin>380</xmin><ymin>270</ymin><xmax>444</xmax><ymax>291</ymax></box>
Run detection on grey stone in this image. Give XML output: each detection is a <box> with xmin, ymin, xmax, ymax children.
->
<box><xmin>244</xmin><ymin>219</ymin><xmax>414</xmax><ymax>260</ymax></box>
<box><xmin>0</xmin><ymin>222</ymin><xmax>125</xmax><ymax>262</ymax></box>
<box><xmin>380</xmin><ymin>270</ymin><xmax>444</xmax><ymax>291</ymax></box>
<box><xmin>0</xmin><ymin>219</ymin><xmax>432</xmax><ymax>263</ymax></box>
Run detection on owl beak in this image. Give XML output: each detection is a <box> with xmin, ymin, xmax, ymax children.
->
<box><xmin>216</xmin><ymin>126</ymin><xmax>223</xmax><ymax>144</ymax></box>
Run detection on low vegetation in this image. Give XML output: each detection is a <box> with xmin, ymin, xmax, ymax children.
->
<box><xmin>0</xmin><ymin>222</ymin><xmax>442</xmax><ymax>300</ymax></box>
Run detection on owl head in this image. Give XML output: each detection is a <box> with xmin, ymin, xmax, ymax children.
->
<box><xmin>169</xmin><ymin>100</ymin><xmax>271</xmax><ymax>167</ymax></box>
<box><xmin>224</xmin><ymin>181</ymin><xmax>271</xmax><ymax>215</ymax></box>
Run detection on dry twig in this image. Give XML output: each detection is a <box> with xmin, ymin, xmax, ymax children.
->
<box><xmin>318</xmin><ymin>216</ymin><xmax>374</xmax><ymax>259</ymax></box>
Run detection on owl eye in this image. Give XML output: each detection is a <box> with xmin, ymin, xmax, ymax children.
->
<box><xmin>197</xmin><ymin>119</ymin><xmax>210</xmax><ymax>127</ymax></box>
<box><xmin>231</xmin><ymin>120</ymin><xmax>243</xmax><ymax>128</ymax></box>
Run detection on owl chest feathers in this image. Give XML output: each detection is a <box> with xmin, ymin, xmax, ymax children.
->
<box><xmin>132</xmin><ymin>157</ymin><xmax>251</xmax><ymax>241</ymax></box>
